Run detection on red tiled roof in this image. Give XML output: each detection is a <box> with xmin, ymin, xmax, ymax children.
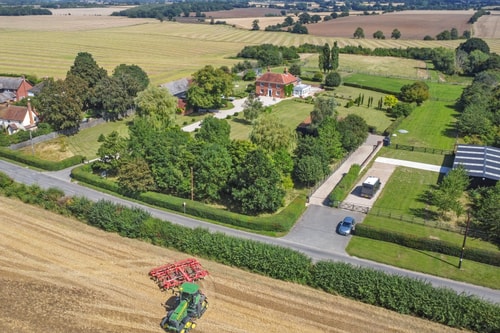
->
<box><xmin>256</xmin><ymin>72</ymin><xmax>298</xmax><ymax>85</ymax></box>
<box><xmin>0</xmin><ymin>104</ymin><xmax>29</xmax><ymax>122</ymax></box>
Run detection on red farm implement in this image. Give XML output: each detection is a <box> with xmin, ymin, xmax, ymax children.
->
<box><xmin>149</xmin><ymin>258</ymin><xmax>209</xmax><ymax>290</ymax></box>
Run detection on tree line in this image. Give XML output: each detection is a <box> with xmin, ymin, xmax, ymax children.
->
<box><xmin>0</xmin><ymin>6</ymin><xmax>51</xmax><ymax>15</ymax></box>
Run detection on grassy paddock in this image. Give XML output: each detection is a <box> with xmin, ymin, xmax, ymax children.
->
<box><xmin>346</xmin><ymin>237</ymin><xmax>500</xmax><ymax>289</ymax></box>
<box><xmin>374</xmin><ymin>167</ymin><xmax>439</xmax><ymax>213</ymax></box>
<box><xmin>390</xmin><ymin>100</ymin><xmax>458</xmax><ymax>149</ymax></box>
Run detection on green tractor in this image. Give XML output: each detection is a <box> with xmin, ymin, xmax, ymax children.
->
<box><xmin>160</xmin><ymin>282</ymin><xmax>208</xmax><ymax>333</ymax></box>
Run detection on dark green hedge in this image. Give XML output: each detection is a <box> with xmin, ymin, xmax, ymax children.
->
<box><xmin>328</xmin><ymin>164</ymin><xmax>361</xmax><ymax>206</ymax></box>
<box><xmin>0</xmin><ymin>147</ymin><xmax>84</xmax><ymax>171</ymax></box>
<box><xmin>343</xmin><ymin>82</ymin><xmax>399</xmax><ymax>95</ymax></box>
<box><xmin>1</xmin><ymin>173</ymin><xmax>499</xmax><ymax>333</ymax></box>
<box><xmin>355</xmin><ymin>224</ymin><xmax>500</xmax><ymax>267</ymax></box>
<box><xmin>383</xmin><ymin>116</ymin><xmax>405</xmax><ymax>136</ymax></box>
<box><xmin>71</xmin><ymin>165</ymin><xmax>307</xmax><ymax>233</ymax></box>
<box><xmin>309</xmin><ymin>261</ymin><xmax>500</xmax><ymax>333</ymax></box>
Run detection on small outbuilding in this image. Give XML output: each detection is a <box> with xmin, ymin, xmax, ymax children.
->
<box><xmin>453</xmin><ymin>144</ymin><xmax>500</xmax><ymax>186</ymax></box>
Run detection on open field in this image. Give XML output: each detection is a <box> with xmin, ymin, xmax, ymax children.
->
<box><xmin>0</xmin><ymin>195</ymin><xmax>467</xmax><ymax>333</ymax></box>
<box><xmin>307</xmin><ymin>10</ymin><xmax>473</xmax><ymax>40</ymax></box>
<box><xmin>1</xmin><ymin>14</ymin><xmax>496</xmax><ymax>85</ymax></box>
<box><xmin>347</xmin><ymin>237</ymin><xmax>500</xmax><ymax>290</ymax></box>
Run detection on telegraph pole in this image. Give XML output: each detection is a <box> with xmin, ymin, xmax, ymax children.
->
<box><xmin>458</xmin><ymin>210</ymin><xmax>471</xmax><ymax>269</ymax></box>
<box><xmin>190</xmin><ymin>167</ymin><xmax>194</xmax><ymax>201</ymax></box>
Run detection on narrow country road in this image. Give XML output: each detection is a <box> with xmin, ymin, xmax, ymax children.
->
<box><xmin>0</xmin><ymin>158</ymin><xmax>499</xmax><ymax>304</ymax></box>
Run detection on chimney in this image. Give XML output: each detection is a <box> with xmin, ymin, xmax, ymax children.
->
<box><xmin>267</xmin><ymin>66</ymin><xmax>270</xmax><ymax>72</ymax></box>
<box><xmin>27</xmin><ymin>98</ymin><xmax>34</xmax><ymax>125</ymax></box>
<box><xmin>284</xmin><ymin>67</ymin><xmax>287</xmax><ymax>74</ymax></box>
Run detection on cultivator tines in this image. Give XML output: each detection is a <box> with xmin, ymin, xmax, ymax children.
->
<box><xmin>149</xmin><ymin>258</ymin><xmax>209</xmax><ymax>290</ymax></box>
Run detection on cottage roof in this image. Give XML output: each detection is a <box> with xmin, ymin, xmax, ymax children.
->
<box><xmin>0</xmin><ymin>77</ymin><xmax>24</xmax><ymax>90</ymax></box>
<box><xmin>256</xmin><ymin>71</ymin><xmax>298</xmax><ymax>85</ymax></box>
<box><xmin>161</xmin><ymin>78</ymin><xmax>190</xmax><ymax>96</ymax></box>
<box><xmin>453</xmin><ymin>144</ymin><xmax>500</xmax><ymax>181</ymax></box>
<box><xmin>0</xmin><ymin>104</ymin><xmax>30</xmax><ymax>122</ymax></box>
<box><xmin>28</xmin><ymin>81</ymin><xmax>46</xmax><ymax>96</ymax></box>
<box><xmin>0</xmin><ymin>91</ymin><xmax>16</xmax><ymax>103</ymax></box>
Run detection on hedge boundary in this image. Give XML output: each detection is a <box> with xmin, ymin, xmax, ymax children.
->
<box><xmin>1</xmin><ymin>173</ymin><xmax>499</xmax><ymax>333</ymax></box>
<box><xmin>0</xmin><ymin>147</ymin><xmax>84</xmax><ymax>171</ymax></box>
<box><xmin>328</xmin><ymin>164</ymin><xmax>361</xmax><ymax>206</ymax></box>
<box><xmin>355</xmin><ymin>224</ymin><xmax>500</xmax><ymax>267</ymax></box>
<box><xmin>71</xmin><ymin>165</ymin><xmax>306</xmax><ymax>233</ymax></box>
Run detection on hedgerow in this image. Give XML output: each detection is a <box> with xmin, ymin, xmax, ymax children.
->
<box><xmin>1</xmin><ymin>171</ymin><xmax>499</xmax><ymax>332</ymax></box>
<box><xmin>328</xmin><ymin>164</ymin><xmax>361</xmax><ymax>206</ymax></box>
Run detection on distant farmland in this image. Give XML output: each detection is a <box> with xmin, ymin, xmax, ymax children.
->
<box><xmin>0</xmin><ymin>11</ymin><xmax>498</xmax><ymax>85</ymax></box>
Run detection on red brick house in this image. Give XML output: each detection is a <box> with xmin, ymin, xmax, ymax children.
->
<box><xmin>0</xmin><ymin>76</ymin><xmax>33</xmax><ymax>103</ymax></box>
<box><xmin>255</xmin><ymin>68</ymin><xmax>298</xmax><ymax>98</ymax></box>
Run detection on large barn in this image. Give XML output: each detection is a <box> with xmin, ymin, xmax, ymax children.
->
<box><xmin>453</xmin><ymin>144</ymin><xmax>500</xmax><ymax>187</ymax></box>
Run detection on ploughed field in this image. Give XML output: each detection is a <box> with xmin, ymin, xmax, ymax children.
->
<box><xmin>0</xmin><ymin>196</ymin><xmax>467</xmax><ymax>333</ymax></box>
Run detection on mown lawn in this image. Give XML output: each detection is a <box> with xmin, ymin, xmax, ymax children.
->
<box><xmin>390</xmin><ymin>100</ymin><xmax>458</xmax><ymax>149</ymax></box>
<box><xmin>373</xmin><ymin>167</ymin><xmax>439</xmax><ymax>214</ymax></box>
<box><xmin>229</xmin><ymin>99</ymin><xmax>314</xmax><ymax>141</ymax></box>
<box><xmin>342</xmin><ymin>73</ymin><xmax>415</xmax><ymax>94</ymax></box>
<box><xmin>347</xmin><ymin>237</ymin><xmax>500</xmax><ymax>289</ymax></box>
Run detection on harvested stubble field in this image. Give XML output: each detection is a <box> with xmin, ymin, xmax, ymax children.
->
<box><xmin>2</xmin><ymin>9</ymin><xmax>498</xmax><ymax>85</ymax></box>
<box><xmin>0</xmin><ymin>196</ymin><xmax>468</xmax><ymax>333</ymax></box>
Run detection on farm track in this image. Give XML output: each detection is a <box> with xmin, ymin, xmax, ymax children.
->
<box><xmin>0</xmin><ymin>196</ymin><xmax>470</xmax><ymax>333</ymax></box>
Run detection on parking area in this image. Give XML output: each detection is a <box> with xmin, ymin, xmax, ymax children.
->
<box><xmin>343</xmin><ymin>161</ymin><xmax>397</xmax><ymax>208</ymax></box>
<box><xmin>282</xmin><ymin>205</ymin><xmax>365</xmax><ymax>255</ymax></box>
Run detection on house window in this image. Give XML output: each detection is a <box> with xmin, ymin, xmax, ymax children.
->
<box><xmin>260</xmin><ymin>82</ymin><xmax>264</xmax><ymax>87</ymax></box>
<box><xmin>276</xmin><ymin>90</ymin><xmax>280</xmax><ymax>96</ymax></box>
<box><xmin>276</xmin><ymin>84</ymin><xmax>281</xmax><ymax>89</ymax></box>
<box><xmin>260</xmin><ymin>89</ymin><xmax>264</xmax><ymax>94</ymax></box>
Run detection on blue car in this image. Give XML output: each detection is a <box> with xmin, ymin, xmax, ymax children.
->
<box><xmin>337</xmin><ymin>216</ymin><xmax>356</xmax><ymax>236</ymax></box>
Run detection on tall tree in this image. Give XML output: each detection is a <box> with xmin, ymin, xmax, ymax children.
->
<box><xmin>36</xmin><ymin>78</ymin><xmax>83</xmax><ymax>132</ymax></box>
<box><xmin>195</xmin><ymin>116</ymin><xmax>231</xmax><ymax>146</ymax></box>
<box><xmin>331</xmin><ymin>41</ymin><xmax>340</xmax><ymax>71</ymax></box>
<box><xmin>250</xmin><ymin>114</ymin><xmax>297</xmax><ymax>153</ymax></box>
<box><xmin>471</xmin><ymin>182</ymin><xmax>500</xmax><ymax>244</ymax></box>
<box><xmin>193</xmin><ymin>143</ymin><xmax>232</xmax><ymax>202</ymax></box>
<box><xmin>321</xmin><ymin>43</ymin><xmax>331</xmax><ymax>73</ymax></box>
<box><xmin>93</xmin><ymin>130</ymin><xmax>128</xmax><ymax>176</ymax></box>
<box><xmin>337</xmin><ymin>114</ymin><xmax>369</xmax><ymax>152</ymax></box>
<box><xmin>391</xmin><ymin>28</ymin><xmax>401</xmax><ymax>39</ymax></box>
<box><xmin>134</xmin><ymin>85</ymin><xmax>178</xmax><ymax>129</ymax></box>
<box><xmin>230</xmin><ymin>149</ymin><xmax>285</xmax><ymax>215</ymax></box>
<box><xmin>433</xmin><ymin>165</ymin><xmax>470</xmax><ymax>218</ymax></box>
<box><xmin>67</xmin><ymin>52</ymin><xmax>107</xmax><ymax>111</ymax></box>
<box><xmin>186</xmin><ymin>65</ymin><xmax>233</xmax><ymax>110</ymax></box>
<box><xmin>118</xmin><ymin>156</ymin><xmax>155</xmax><ymax>196</ymax></box>
<box><xmin>317</xmin><ymin>117</ymin><xmax>344</xmax><ymax>160</ymax></box>
<box><xmin>353</xmin><ymin>27</ymin><xmax>364</xmax><ymax>39</ymax></box>
<box><xmin>242</xmin><ymin>93</ymin><xmax>264</xmax><ymax>123</ymax></box>
<box><xmin>310</xmin><ymin>95</ymin><xmax>337</xmax><ymax>127</ymax></box>
<box><xmin>112</xmin><ymin>64</ymin><xmax>150</xmax><ymax>96</ymax></box>
<box><xmin>251</xmin><ymin>19</ymin><xmax>260</xmax><ymax>31</ymax></box>
<box><xmin>94</xmin><ymin>76</ymin><xmax>130</xmax><ymax>120</ymax></box>
<box><xmin>399</xmin><ymin>81</ymin><xmax>430</xmax><ymax>105</ymax></box>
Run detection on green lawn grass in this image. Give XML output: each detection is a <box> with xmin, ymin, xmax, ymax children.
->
<box><xmin>374</xmin><ymin>167</ymin><xmax>439</xmax><ymax>214</ymax></box>
<box><xmin>229</xmin><ymin>99</ymin><xmax>314</xmax><ymax>141</ymax></box>
<box><xmin>347</xmin><ymin>237</ymin><xmax>500</xmax><ymax>289</ymax></box>
<box><xmin>66</xmin><ymin>117</ymin><xmax>131</xmax><ymax>159</ymax></box>
<box><xmin>390</xmin><ymin>100</ymin><xmax>458</xmax><ymax>149</ymax></box>
<box><xmin>378</xmin><ymin>147</ymin><xmax>453</xmax><ymax>166</ymax></box>
<box><xmin>342</xmin><ymin>73</ymin><xmax>415</xmax><ymax>94</ymax></box>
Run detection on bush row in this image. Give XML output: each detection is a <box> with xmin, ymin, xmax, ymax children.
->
<box><xmin>0</xmin><ymin>147</ymin><xmax>84</xmax><ymax>171</ymax></box>
<box><xmin>355</xmin><ymin>224</ymin><xmax>500</xmax><ymax>267</ymax></box>
<box><xmin>343</xmin><ymin>82</ymin><xmax>399</xmax><ymax>95</ymax></box>
<box><xmin>0</xmin><ymin>173</ymin><xmax>499</xmax><ymax>332</ymax></box>
<box><xmin>383</xmin><ymin>116</ymin><xmax>405</xmax><ymax>136</ymax></box>
<box><xmin>328</xmin><ymin>164</ymin><xmax>361</xmax><ymax>206</ymax></box>
<box><xmin>71</xmin><ymin>165</ymin><xmax>306</xmax><ymax>233</ymax></box>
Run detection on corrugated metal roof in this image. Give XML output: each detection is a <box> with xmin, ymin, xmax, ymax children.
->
<box><xmin>453</xmin><ymin>144</ymin><xmax>500</xmax><ymax>181</ymax></box>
